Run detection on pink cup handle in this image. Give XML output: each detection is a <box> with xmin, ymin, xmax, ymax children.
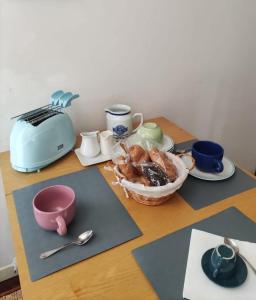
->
<box><xmin>56</xmin><ymin>216</ymin><xmax>67</xmax><ymax>236</ymax></box>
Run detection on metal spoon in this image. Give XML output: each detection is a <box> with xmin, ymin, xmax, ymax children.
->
<box><xmin>40</xmin><ymin>230</ymin><xmax>93</xmax><ymax>259</ymax></box>
<box><xmin>224</xmin><ymin>237</ymin><xmax>256</xmax><ymax>274</ymax></box>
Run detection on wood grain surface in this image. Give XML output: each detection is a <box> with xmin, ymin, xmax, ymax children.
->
<box><xmin>1</xmin><ymin>117</ymin><xmax>256</xmax><ymax>300</ymax></box>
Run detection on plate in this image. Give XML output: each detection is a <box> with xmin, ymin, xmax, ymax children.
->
<box><xmin>201</xmin><ymin>248</ymin><xmax>247</xmax><ymax>287</ymax></box>
<box><xmin>126</xmin><ymin>134</ymin><xmax>174</xmax><ymax>152</ymax></box>
<box><xmin>74</xmin><ymin>148</ymin><xmax>112</xmax><ymax>166</ymax></box>
<box><xmin>187</xmin><ymin>152</ymin><xmax>236</xmax><ymax>181</ymax></box>
<box><xmin>161</xmin><ymin>135</ymin><xmax>175</xmax><ymax>152</ymax></box>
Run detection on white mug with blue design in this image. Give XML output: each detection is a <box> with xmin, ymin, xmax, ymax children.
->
<box><xmin>105</xmin><ymin>104</ymin><xmax>143</xmax><ymax>140</ymax></box>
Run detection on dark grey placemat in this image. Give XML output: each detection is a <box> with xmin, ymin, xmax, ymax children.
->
<box><xmin>133</xmin><ymin>207</ymin><xmax>256</xmax><ymax>300</ymax></box>
<box><xmin>174</xmin><ymin>140</ymin><xmax>256</xmax><ymax>210</ymax></box>
<box><xmin>13</xmin><ymin>167</ymin><xmax>142</xmax><ymax>281</ymax></box>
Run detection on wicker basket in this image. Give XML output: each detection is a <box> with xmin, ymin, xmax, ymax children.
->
<box><xmin>113</xmin><ymin>152</ymin><xmax>194</xmax><ymax>206</ymax></box>
<box><xmin>125</xmin><ymin>189</ymin><xmax>175</xmax><ymax>206</ymax></box>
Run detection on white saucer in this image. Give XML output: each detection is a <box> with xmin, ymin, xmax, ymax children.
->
<box><xmin>187</xmin><ymin>152</ymin><xmax>236</xmax><ymax>181</ymax></box>
<box><xmin>74</xmin><ymin>148</ymin><xmax>112</xmax><ymax>166</ymax></box>
<box><xmin>126</xmin><ymin>134</ymin><xmax>174</xmax><ymax>152</ymax></box>
<box><xmin>161</xmin><ymin>135</ymin><xmax>175</xmax><ymax>152</ymax></box>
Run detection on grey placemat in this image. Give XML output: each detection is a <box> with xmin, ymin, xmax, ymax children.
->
<box><xmin>174</xmin><ymin>140</ymin><xmax>256</xmax><ymax>210</ymax></box>
<box><xmin>13</xmin><ymin>167</ymin><xmax>142</xmax><ymax>281</ymax></box>
<box><xmin>133</xmin><ymin>207</ymin><xmax>256</xmax><ymax>300</ymax></box>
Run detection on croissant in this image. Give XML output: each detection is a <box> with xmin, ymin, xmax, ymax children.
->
<box><xmin>130</xmin><ymin>176</ymin><xmax>151</xmax><ymax>186</ymax></box>
<box><xmin>128</xmin><ymin>145</ymin><xmax>150</xmax><ymax>164</ymax></box>
<box><xmin>149</xmin><ymin>148</ymin><xmax>177</xmax><ymax>182</ymax></box>
<box><xmin>117</xmin><ymin>156</ymin><xmax>138</xmax><ymax>180</ymax></box>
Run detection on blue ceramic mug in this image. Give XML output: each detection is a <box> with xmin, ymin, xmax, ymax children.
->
<box><xmin>192</xmin><ymin>141</ymin><xmax>224</xmax><ymax>173</ymax></box>
<box><xmin>210</xmin><ymin>244</ymin><xmax>236</xmax><ymax>279</ymax></box>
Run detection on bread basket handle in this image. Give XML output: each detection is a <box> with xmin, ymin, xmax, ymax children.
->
<box><xmin>176</xmin><ymin>153</ymin><xmax>195</xmax><ymax>171</ymax></box>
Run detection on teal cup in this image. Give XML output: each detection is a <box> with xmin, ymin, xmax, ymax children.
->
<box><xmin>210</xmin><ymin>244</ymin><xmax>237</xmax><ymax>279</ymax></box>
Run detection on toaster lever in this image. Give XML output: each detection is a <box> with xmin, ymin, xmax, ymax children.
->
<box><xmin>60</xmin><ymin>93</ymin><xmax>79</xmax><ymax>108</ymax></box>
<box><xmin>50</xmin><ymin>90</ymin><xmax>79</xmax><ymax>108</ymax></box>
<box><xmin>50</xmin><ymin>90</ymin><xmax>64</xmax><ymax>106</ymax></box>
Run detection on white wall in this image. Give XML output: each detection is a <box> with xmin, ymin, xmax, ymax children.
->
<box><xmin>0</xmin><ymin>0</ymin><xmax>256</xmax><ymax>266</ymax></box>
<box><xmin>0</xmin><ymin>173</ymin><xmax>15</xmax><ymax>267</ymax></box>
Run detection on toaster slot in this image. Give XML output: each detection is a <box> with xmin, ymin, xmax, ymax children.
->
<box><xmin>28</xmin><ymin>110</ymin><xmax>62</xmax><ymax>126</ymax></box>
<box><xmin>16</xmin><ymin>105</ymin><xmax>63</xmax><ymax>126</ymax></box>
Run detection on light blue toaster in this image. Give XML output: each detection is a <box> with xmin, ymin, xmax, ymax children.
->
<box><xmin>10</xmin><ymin>91</ymin><xmax>79</xmax><ymax>172</ymax></box>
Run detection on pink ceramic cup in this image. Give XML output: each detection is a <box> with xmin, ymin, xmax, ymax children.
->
<box><xmin>33</xmin><ymin>185</ymin><xmax>76</xmax><ymax>236</ymax></box>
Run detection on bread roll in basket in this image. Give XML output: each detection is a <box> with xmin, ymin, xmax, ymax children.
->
<box><xmin>113</xmin><ymin>151</ymin><xmax>192</xmax><ymax>206</ymax></box>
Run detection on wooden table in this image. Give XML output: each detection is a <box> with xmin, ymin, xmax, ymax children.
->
<box><xmin>1</xmin><ymin>117</ymin><xmax>256</xmax><ymax>300</ymax></box>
